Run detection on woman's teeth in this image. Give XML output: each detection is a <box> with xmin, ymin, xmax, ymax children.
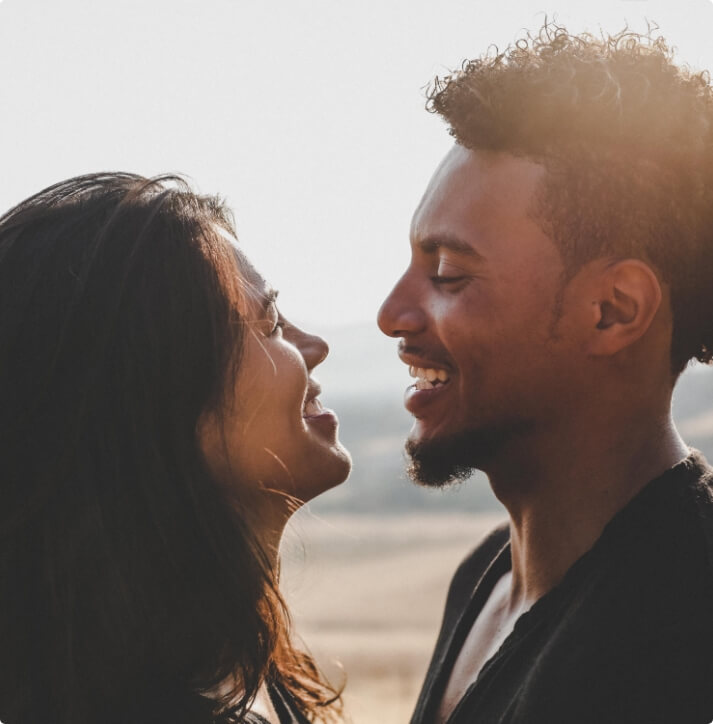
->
<box><xmin>408</xmin><ymin>365</ymin><xmax>450</xmax><ymax>390</ymax></box>
<box><xmin>303</xmin><ymin>397</ymin><xmax>324</xmax><ymax>417</ymax></box>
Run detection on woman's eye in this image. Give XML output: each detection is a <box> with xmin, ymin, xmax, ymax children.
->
<box><xmin>265</xmin><ymin>299</ymin><xmax>284</xmax><ymax>336</ymax></box>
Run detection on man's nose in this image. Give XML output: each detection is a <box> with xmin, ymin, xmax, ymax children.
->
<box><xmin>377</xmin><ymin>273</ymin><xmax>427</xmax><ymax>338</ymax></box>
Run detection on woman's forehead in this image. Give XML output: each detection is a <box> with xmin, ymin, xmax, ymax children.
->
<box><xmin>213</xmin><ymin>223</ymin><xmax>271</xmax><ymax>304</ymax></box>
<box><xmin>225</xmin><ymin>248</ymin><xmax>275</xmax><ymax>321</ymax></box>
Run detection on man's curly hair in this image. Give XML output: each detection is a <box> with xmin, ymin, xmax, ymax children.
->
<box><xmin>427</xmin><ymin>22</ymin><xmax>713</xmax><ymax>375</ymax></box>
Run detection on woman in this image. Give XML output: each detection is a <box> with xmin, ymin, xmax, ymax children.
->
<box><xmin>0</xmin><ymin>173</ymin><xmax>351</xmax><ymax>723</ymax></box>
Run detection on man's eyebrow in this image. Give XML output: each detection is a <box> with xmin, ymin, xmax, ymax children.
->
<box><xmin>416</xmin><ymin>235</ymin><xmax>484</xmax><ymax>259</ymax></box>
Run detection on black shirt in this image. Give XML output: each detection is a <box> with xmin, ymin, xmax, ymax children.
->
<box><xmin>411</xmin><ymin>451</ymin><xmax>713</xmax><ymax>724</ymax></box>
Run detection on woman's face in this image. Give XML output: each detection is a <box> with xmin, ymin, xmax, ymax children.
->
<box><xmin>199</xmin><ymin>246</ymin><xmax>351</xmax><ymax>510</ymax></box>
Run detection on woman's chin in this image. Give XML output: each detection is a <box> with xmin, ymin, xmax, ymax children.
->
<box><xmin>328</xmin><ymin>441</ymin><xmax>353</xmax><ymax>487</ymax></box>
<box><xmin>255</xmin><ymin>442</ymin><xmax>352</xmax><ymax>514</ymax></box>
<box><xmin>300</xmin><ymin>441</ymin><xmax>352</xmax><ymax>503</ymax></box>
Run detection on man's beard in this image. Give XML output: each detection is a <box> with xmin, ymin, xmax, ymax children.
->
<box><xmin>405</xmin><ymin>423</ymin><xmax>524</xmax><ymax>488</ymax></box>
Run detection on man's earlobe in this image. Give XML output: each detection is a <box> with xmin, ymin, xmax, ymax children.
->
<box><xmin>589</xmin><ymin>260</ymin><xmax>662</xmax><ymax>356</ymax></box>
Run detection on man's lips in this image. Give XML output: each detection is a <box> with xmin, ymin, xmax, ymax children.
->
<box><xmin>397</xmin><ymin>354</ymin><xmax>454</xmax><ymax>417</ymax></box>
<box><xmin>404</xmin><ymin>376</ymin><xmax>451</xmax><ymax>416</ymax></box>
<box><xmin>398</xmin><ymin>351</ymin><xmax>454</xmax><ymax>374</ymax></box>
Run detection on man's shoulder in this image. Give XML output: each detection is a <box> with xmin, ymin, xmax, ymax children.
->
<box><xmin>682</xmin><ymin>450</ymin><xmax>713</xmax><ymax>538</ymax></box>
<box><xmin>659</xmin><ymin>451</ymin><xmax>713</xmax><ymax>594</ymax></box>
<box><xmin>629</xmin><ymin>450</ymin><xmax>713</xmax><ymax>578</ymax></box>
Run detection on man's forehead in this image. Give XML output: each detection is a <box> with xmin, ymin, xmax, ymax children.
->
<box><xmin>410</xmin><ymin>145</ymin><xmax>547</xmax><ymax>248</ymax></box>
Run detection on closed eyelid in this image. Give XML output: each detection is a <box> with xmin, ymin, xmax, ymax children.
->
<box><xmin>260</xmin><ymin>288</ymin><xmax>279</xmax><ymax>316</ymax></box>
<box><xmin>241</xmin><ymin>301</ymin><xmax>280</xmax><ymax>334</ymax></box>
<box><xmin>265</xmin><ymin>302</ymin><xmax>284</xmax><ymax>335</ymax></box>
<box><xmin>437</xmin><ymin>258</ymin><xmax>471</xmax><ymax>273</ymax></box>
<box><xmin>433</xmin><ymin>255</ymin><xmax>479</xmax><ymax>281</ymax></box>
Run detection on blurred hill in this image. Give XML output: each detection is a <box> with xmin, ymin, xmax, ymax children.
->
<box><xmin>307</xmin><ymin>323</ymin><xmax>713</xmax><ymax>514</ymax></box>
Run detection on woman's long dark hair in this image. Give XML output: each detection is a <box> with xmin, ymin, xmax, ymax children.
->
<box><xmin>0</xmin><ymin>173</ymin><xmax>339</xmax><ymax>723</ymax></box>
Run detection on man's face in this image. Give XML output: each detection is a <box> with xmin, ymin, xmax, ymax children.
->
<box><xmin>378</xmin><ymin>145</ymin><xmax>581</xmax><ymax>485</ymax></box>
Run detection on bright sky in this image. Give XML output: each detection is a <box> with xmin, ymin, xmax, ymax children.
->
<box><xmin>1</xmin><ymin>0</ymin><xmax>712</xmax><ymax>329</ymax></box>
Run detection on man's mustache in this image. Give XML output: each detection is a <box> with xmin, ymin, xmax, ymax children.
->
<box><xmin>397</xmin><ymin>341</ymin><xmax>453</xmax><ymax>369</ymax></box>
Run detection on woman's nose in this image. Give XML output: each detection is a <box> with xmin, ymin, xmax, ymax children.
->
<box><xmin>289</xmin><ymin>325</ymin><xmax>329</xmax><ymax>370</ymax></box>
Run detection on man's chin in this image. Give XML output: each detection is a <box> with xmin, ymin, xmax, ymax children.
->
<box><xmin>405</xmin><ymin>432</ymin><xmax>479</xmax><ymax>488</ymax></box>
<box><xmin>405</xmin><ymin>424</ymin><xmax>517</xmax><ymax>488</ymax></box>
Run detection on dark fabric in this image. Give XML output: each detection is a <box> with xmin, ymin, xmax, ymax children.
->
<box><xmin>411</xmin><ymin>451</ymin><xmax>713</xmax><ymax>724</ymax></box>
<box><xmin>267</xmin><ymin>681</ymin><xmax>311</xmax><ymax>724</ymax></box>
<box><xmin>243</xmin><ymin>713</ymin><xmax>271</xmax><ymax>724</ymax></box>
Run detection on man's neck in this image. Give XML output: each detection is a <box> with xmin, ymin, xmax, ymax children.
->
<box><xmin>486</xmin><ymin>410</ymin><xmax>689</xmax><ymax>611</ymax></box>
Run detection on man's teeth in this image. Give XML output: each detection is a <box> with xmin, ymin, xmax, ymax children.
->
<box><xmin>303</xmin><ymin>397</ymin><xmax>324</xmax><ymax>416</ymax></box>
<box><xmin>408</xmin><ymin>365</ymin><xmax>450</xmax><ymax>388</ymax></box>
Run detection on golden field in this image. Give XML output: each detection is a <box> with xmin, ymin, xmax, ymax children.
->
<box><xmin>281</xmin><ymin>512</ymin><xmax>505</xmax><ymax>724</ymax></box>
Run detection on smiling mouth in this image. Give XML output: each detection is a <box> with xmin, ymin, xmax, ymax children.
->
<box><xmin>302</xmin><ymin>382</ymin><xmax>337</xmax><ymax>427</ymax></box>
<box><xmin>303</xmin><ymin>396</ymin><xmax>325</xmax><ymax>417</ymax></box>
<box><xmin>302</xmin><ymin>388</ymin><xmax>339</xmax><ymax>439</ymax></box>
<box><xmin>409</xmin><ymin>365</ymin><xmax>451</xmax><ymax>390</ymax></box>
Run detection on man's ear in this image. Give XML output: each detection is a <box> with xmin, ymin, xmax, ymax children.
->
<box><xmin>587</xmin><ymin>259</ymin><xmax>662</xmax><ymax>356</ymax></box>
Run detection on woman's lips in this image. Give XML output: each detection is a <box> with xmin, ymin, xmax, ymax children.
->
<box><xmin>303</xmin><ymin>395</ymin><xmax>339</xmax><ymax>436</ymax></box>
<box><xmin>303</xmin><ymin>397</ymin><xmax>324</xmax><ymax>417</ymax></box>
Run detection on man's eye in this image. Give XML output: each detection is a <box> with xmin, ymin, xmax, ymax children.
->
<box><xmin>431</xmin><ymin>275</ymin><xmax>467</xmax><ymax>285</ymax></box>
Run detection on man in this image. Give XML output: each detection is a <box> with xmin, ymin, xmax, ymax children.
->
<box><xmin>378</xmin><ymin>23</ymin><xmax>713</xmax><ymax>724</ymax></box>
